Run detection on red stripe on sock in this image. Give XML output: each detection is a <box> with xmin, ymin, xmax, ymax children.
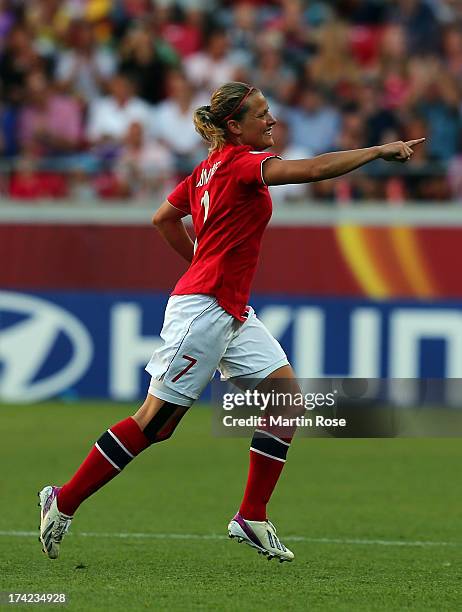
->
<box><xmin>110</xmin><ymin>417</ymin><xmax>150</xmax><ymax>454</ymax></box>
<box><xmin>238</xmin><ymin>449</ymin><xmax>286</xmax><ymax>521</ymax></box>
<box><xmin>57</xmin><ymin>417</ymin><xmax>150</xmax><ymax>516</ymax></box>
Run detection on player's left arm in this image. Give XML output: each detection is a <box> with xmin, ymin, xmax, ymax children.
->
<box><xmin>263</xmin><ymin>139</ymin><xmax>425</xmax><ymax>185</ymax></box>
<box><xmin>152</xmin><ymin>200</ymin><xmax>194</xmax><ymax>263</ymax></box>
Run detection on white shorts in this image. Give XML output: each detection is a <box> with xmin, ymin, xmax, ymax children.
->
<box><xmin>145</xmin><ymin>294</ymin><xmax>288</xmax><ymax>407</ymax></box>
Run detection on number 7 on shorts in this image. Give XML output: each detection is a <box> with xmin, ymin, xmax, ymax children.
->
<box><xmin>171</xmin><ymin>355</ymin><xmax>197</xmax><ymax>382</ymax></box>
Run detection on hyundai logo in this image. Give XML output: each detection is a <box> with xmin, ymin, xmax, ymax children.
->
<box><xmin>0</xmin><ymin>292</ymin><xmax>93</xmax><ymax>402</ymax></box>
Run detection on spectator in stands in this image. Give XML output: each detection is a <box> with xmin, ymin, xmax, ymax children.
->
<box><xmin>251</xmin><ymin>39</ymin><xmax>296</xmax><ymax>106</ymax></box>
<box><xmin>307</xmin><ymin>19</ymin><xmax>361</xmax><ymax>93</ymax></box>
<box><xmin>356</xmin><ymin>81</ymin><xmax>401</xmax><ymax>147</ymax></box>
<box><xmin>286</xmin><ymin>86</ymin><xmax>341</xmax><ymax>154</ymax></box>
<box><xmin>336</xmin><ymin>105</ymin><xmax>366</xmax><ymax>151</ymax></box>
<box><xmin>152</xmin><ymin>70</ymin><xmax>207</xmax><ymax>175</ymax></box>
<box><xmin>86</xmin><ymin>73</ymin><xmax>151</xmax><ymax>147</ymax></box>
<box><xmin>118</xmin><ymin>0</ymin><xmax>152</xmax><ymax>19</ymax></box>
<box><xmin>9</xmin><ymin>155</ymin><xmax>68</xmax><ymax>200</ymax></box>
<box><xmin>0</xmin><ymin>84</ymin><xmax>18</xmax><ymax>157</ymax></box>
<box><xmin>157</xmin><ymin>3</ymin><xmax>204</xmax><ymax>58</ymax></box>
<box><xmin>18</xmin><ymin>69</ymin><xmax>83</xmax><ymax>158</ymax></box>
<box><xmin>333</xmin><ymin>105</ymin><xmax>369</xmax><ymax>202</ymax></box>
<box><xmin>400</xmin><ymin>55</ymin><xmax>440</xmax><ymax>115</ymax></box>
<box><xmin>0</xmin><ymin>25</ymin><xmax>42</xmax><ymax>104</ymax></box>
<box><xmin>0</xmin><ymin>0</ymin><xmax>16</xmax><ymax>52</ymax></box>
<box><xmin>184</xmin><ymin>27</ymin><xmax>241</xmax><ymax>91</ymax></box>
<box><xmin>265</xmin><ymin>0</ymin><xmax>329</xmax><ymax>67</ymax></box>
<box><xmin>83</xmin><ymin>0</ymin><xmax>114</xmax><ymax>26</ymax></box>
<box><xmin>414</xmin><ymin>76</ymin><xmax>462</xmax><ymax>162</ymax></box>
<box><xmin>24</xmin><ymin>0</ymin><xmax>73</xmax><ymax>61</ymax></box>
<box><xmin>55</xmin><ymin>18</ymin><xmax>116</xmax><ymax>104</ymax></box>
<box><xmin>401</xmin><ymin>114</ymin><xmax>450</xmax><ymax>200</ymax></box>
<box><xmin>118</xmin><ymin>23</ymin><xmax>177</xmax><ymax>105</ymax></box>
<box><xmin>435</xmin><ymin>0</ymin><xmax>462</xmax><ymax>23</ymax></box>
<box><xmin>335</xmin><ymin>0</ymin><xmax>387</xmax><ymax>25</ymax></box>
<box><xmin>378</xmin><ymin>24</ymin><xmax>412</xmax><ymax>110</ymax></box>
<box><xmin>227</xmin><ymin>2</ymin><xmax>259</xmax><ymax>67</ymax></box>
<box><xmin>441</xmin><ymin>25</ymin><xmax>462</xmax><ymax>81</ymax></box>
<box><xmin>114</xmin><ymin>121</ymin><xmax>175</xmax><ymax>200</ymax></box>
<box><xmin>386</xmin><ymin>0</ymin><xmax>440</xmax><ymax>56</ymax></box>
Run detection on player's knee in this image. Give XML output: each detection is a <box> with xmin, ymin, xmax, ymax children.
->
<box><xmin>133</xmin><ymin>394</ymin><xmax>164</xmax><ymax>430</ymax></box>
<box><xmin>143</xmin><ymin>402</ymin><xmax>189</xmax><ymax>444</ymax></box>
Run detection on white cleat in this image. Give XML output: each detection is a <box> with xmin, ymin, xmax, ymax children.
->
<box><xmin>228</xmin><ymin>512</ymin><xmax>294</xmax><ymax>562</ymax></box>
<box><xmin>38</xmin><ymin>486</ymin><xmax>72</xmax><ymax>559</ymax></box>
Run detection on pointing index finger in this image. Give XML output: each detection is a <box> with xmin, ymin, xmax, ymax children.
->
<box><xmin>406</xmin><ymin>137</ymin><xmax>426</xmax><ymax>148</ymax></box>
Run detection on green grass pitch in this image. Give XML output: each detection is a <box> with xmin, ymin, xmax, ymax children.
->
<box><xmin>1</xmin><ymin>402</ymin><xmax>461</xmax><ymax>611</ymax></box>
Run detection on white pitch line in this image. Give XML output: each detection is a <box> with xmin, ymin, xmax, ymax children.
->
<box><xmin>0</xmin><ymin>530</ymin><xmax>460</xmax><ymax>548</ymax></box>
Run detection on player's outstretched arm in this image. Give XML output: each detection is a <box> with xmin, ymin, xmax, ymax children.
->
<box><xmin>263</xmin><ymin>138</ymin><xmax>426</xmax><ymax>186</ymax></box>
<box><xmin>152</xmin><ymin>200</ymin><xmax>194</xmax><ymax>263</ymax></box>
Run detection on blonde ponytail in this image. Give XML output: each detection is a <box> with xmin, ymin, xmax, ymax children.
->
<box><xmin>193</xmin><ymin>105</ymin><xmax>227</xmax><ymax>153</ymax></box>
<box><xmin>193</xmin><ymin>82</ymin><xmax>258</xmax><ymax>153</ymax></box>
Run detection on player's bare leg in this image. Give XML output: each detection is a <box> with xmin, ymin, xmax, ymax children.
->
<box><xmin>228</xmin><ymin>365</ymin><xmax>300</xmax><ymax>562</ymax></box>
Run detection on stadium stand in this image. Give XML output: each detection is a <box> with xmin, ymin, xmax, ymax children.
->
<box><xmin>1</xmin><ymin>0</ymin><xmax>462</xmax><ymax>204</ymax></box>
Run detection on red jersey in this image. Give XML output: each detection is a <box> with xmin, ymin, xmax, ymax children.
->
<box><xmin>167</xmin><ymin>143</ymin><xmax>280</xmax><ymax>321</ymax></box>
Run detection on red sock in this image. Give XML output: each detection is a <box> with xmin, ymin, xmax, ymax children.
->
<box><xmin>239</xmin><ymin>430</ymin><xmax>292</xmax><ymax>521</ymax></box>
<box><xmin>57</xmin><ymin>417</ymin><xmax>150</xmax><ymax>516</ymax></box>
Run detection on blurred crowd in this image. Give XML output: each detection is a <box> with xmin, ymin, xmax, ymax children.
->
<box><xmin>1</xmin><ymin>0</ymin><xmax>462</xmax><ymax>205</ymax></box>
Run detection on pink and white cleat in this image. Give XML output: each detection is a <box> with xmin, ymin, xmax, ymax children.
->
<box><xmin>38</xmin><ymin>486</ymin><xmax>72</xmax><ymax>559</ymax></box>
<box><xmin>227</xmin><ymin>512</ymin><xmax>294</xmax><ymax>562</ymax></box>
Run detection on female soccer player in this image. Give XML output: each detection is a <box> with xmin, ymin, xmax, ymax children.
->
<box><xmin>39</xmin><ymin>82</ymin><xmax>423</xmax><ymax>562</ymax></box>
